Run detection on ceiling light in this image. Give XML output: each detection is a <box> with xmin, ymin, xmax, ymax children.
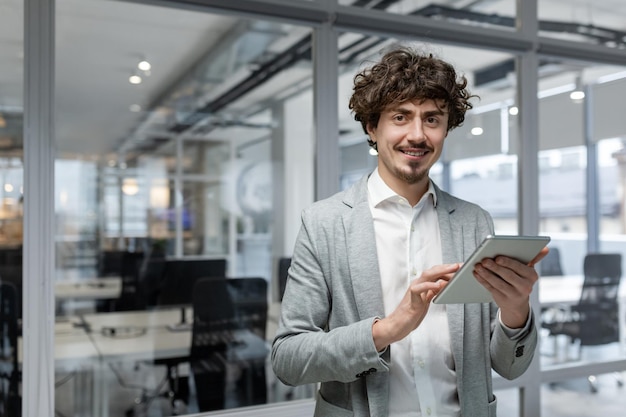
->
<box><xmin>471</xmin><ymin>127</ymin><xmax>484</xmax><ymax>136</ymax></box>
<box><xmin>129</xmin><ymin>104</ymin><xmax>142</xmax><ymax>112</ymax></box>
<box><xmin>508</xmin><ymin>106</ymin><xmax>519</xmax><ymax>116</ymax></box>
<box><xmin>122</xmin><ymin>178</ymin><xmax>139</xmax><ymax>196</ymax></box>
<box><xmin>138</xmin><ymin>60</ymin><xmax>151</xmax><ymax>72</ymax></box>
<box><xmin>570</xmin><ymin>75</ymin><xmax>585</xmax><ymax>102</ymax></box>
<box><xmin>129</xmin><ymin>73</ymin><xmax>142</xmax><ymax>85</ymax></box>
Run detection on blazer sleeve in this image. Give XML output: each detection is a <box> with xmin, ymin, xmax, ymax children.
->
<box><xmin>490</xmin><ymin>303</ymin><xmax>538</xmax><ymax>380</ymax></box>
<box><xmin>271</xmin><ymin>207</ymin><xmax>389</xmax><ymax>387</ymax></box>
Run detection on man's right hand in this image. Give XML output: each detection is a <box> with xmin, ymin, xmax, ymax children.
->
<box><xmin>372</xmin><ymin>263</ymin><xmax>460</xmax><ymax>351</ymax></box>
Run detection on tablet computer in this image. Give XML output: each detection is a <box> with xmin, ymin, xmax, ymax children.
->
<box><xmin>432</xmin><ymin>235</ymin><xmax>551</xmax><ymax>304</ymax></box>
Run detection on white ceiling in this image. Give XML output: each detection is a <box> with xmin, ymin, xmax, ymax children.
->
<box><xmin>0</xmin><ymin>0</ymin><xmax>625</xmax><ymax>158</ymax></box>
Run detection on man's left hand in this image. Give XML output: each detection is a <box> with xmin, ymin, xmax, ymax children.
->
<box><xmin>473</xmin><ymin>247</ymin><xmax>549</xmax><ymax>328</ymax></box>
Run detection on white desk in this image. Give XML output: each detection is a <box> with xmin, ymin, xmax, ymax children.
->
<box><xmin>539</xmin><ymin>275</ymin><xmax>626</xmax><ymax>307</ymax></box>
<box><xmin>82</xmin><ymin>308</ymin><xmax>191</xmax><ymax>361</ymax></box>
<box><xmin>78</xmin><ymin>308</ymin><xmax>269</xmax><ymax>416</ymax></box>
<box><xmin>55</xmin><ymin>276</ymin><xmax>122</xmax><ymax>301</ymax></box>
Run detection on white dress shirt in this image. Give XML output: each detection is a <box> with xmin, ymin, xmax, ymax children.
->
<box><xmin>368</xmin><ymin>168</ymin><xmax>460</xmax><ymax>417</ymax></box>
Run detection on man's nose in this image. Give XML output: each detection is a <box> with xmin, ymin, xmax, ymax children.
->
<box><xmin>406</xmin><ymin>120</ymin><xmax>426</xmax><ymax>141</ymax></box>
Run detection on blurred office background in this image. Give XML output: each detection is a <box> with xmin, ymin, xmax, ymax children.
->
<box><xmin>1</xmin><ymin>0</ymin><xmax>626</xmax><ymax>416</ymax></box>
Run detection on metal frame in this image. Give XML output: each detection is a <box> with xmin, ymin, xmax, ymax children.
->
<box><xmin>23</xmin><ymin>0</ymin><xmax>56</xmax><ymax>416</ymax></box>
<box><xmin>22</xmin><ymin>1</ymin><xmax>626</xmax><ymax>416</ymax></box>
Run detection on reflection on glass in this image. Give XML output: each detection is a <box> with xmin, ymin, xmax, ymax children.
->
<box><xmin>0</xmin><ymin>1</ymin><xmax>23</xmax><ymax>416</ymax></box>
<box><xmin>340</xmin><ymin>0</ymin><xmax>517</xmax><ymax>31</ymax></box>
<box><xmin>539</xmin><ymin>0</ymin><xmax>626</xmax><ymax>48</ymax></box>
<box><xmin>54</xmin><ymin>0</ymin><xmax>313</xmax><ymax>415</ymax></box>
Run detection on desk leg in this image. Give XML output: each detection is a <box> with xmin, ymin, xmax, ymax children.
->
<box><xmin>91</xmin><ymin>357</ymin><xmax>108</xmax><ymax>417</ymax></box>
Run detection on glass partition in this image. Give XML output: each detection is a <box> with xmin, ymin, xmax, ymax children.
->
<box><xmin>538</xmin><ymin>61</ymin><xmax>626</xmax><ymax>375</ymax></box>
<box><xmin>339</xmin><ymin>0</ymin><xmax>517</xmax><ymax>32</ymax></box>
<box><xmin>0</xmin><ymin>2</ymin><xmax>23</xmax><ymax>417</ymax></box>
<box><xmin>54</xmin><ymin>0</ymin><xmax>314</xmax><ymax>415</ymax></box>
<box><xmin>539</xmin><ymin>0</ymin><xmax>626</xmax><ymax>48</ymax></box>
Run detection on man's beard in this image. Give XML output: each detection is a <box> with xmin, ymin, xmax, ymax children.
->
<box><xmin>395</xmin><ymin>164</ymin><xmax>428</xmax><ymax>184</ymax></box>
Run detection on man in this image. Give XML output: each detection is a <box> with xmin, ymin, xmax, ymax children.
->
<box><xmin>271</xmin><ymin>45</ymin><xmax>547</xmax><ymax>417</ymax></box>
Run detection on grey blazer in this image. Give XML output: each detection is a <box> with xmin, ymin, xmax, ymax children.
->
<box><xmin>271</xmin><ymin>175</ymin><xmax>537</xmax><ymax>417</ymax></box>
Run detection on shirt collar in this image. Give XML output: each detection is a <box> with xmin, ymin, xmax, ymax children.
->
<box><xmin>367</xmin><ymin>168</ymin><xmax>438</xmax><ymax>208</ymax></box>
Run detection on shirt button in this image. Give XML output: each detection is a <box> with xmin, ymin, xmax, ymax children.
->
<box><xmin>411</xmin><ymin>268</ymin><xmax>417</xmax><ymax>276</ymax></box>
<box><xmin>418</xmin><ymin>359</ymin><xmax>425</xmax><ymax>368</ymax></box>
<box><xmin>426</xmin><ymin>407</ymin><xmax>432</xmax><ymax>415</ymax></box>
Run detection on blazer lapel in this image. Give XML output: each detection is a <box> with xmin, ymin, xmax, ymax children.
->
<box><xmin>434</xmin><ymin>184</ymin><xmax>466</xmax><ymax>378</ymax></box>
<box><xmin>342</xmin><ymin>177</ymin><xmax>385</xmax><ymax>321</ymax></box>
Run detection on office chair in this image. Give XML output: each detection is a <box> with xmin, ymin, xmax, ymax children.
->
<box><xmin>111</xmin><ymin>251</ymin><xmax>145</xmax><ymax>311</ymax></box>
<box><xmin>542</xmin><ymin>253</ymin><xmax>623</xmax><ymax>392</ymax></box>
<box><xmin>0</xmin><ymin>281</ymin><xmax>20</xmax><ymax>417</ymax></box>
<box><xmin>189</xmin><ymin>277</ymin><xmax>234</xmax><ymax>411</ymax></box>
<box><xmin>190</xmin><ymin>277</ymin><xmax>268</xmax><ymax>411</ymax></box>
<box><xmin>227</xmin><ymin>277</ymin><xmax>268</xmax><ymax>340</ymax></box>
<box><xmin>277</xmin><ymin>257</ymin><xmax>291</xmax><ymax>302</ymax></box>
<box><xmin>121</xmin><ymin>259</ymin><xmax>228</xmax><ymax>415</ymax></box>
<box><xmin>539</xmin><ymin>246</ymin><xmax>564</xmax><ymax>276</ymax></box>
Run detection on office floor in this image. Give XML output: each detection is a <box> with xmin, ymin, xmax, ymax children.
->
<box><xmin>54</xmin><ymin>367</ymin><xmax>625</xmax><ymax>417</ymax></box>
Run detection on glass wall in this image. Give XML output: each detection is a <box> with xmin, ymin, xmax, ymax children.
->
<box><xmin>0</xmin><ymin>1</ymin><xmax>23</xmax><ymax>417</ymax></box>
<box><xmin>539</xmin><ymin>0</ymin><xmax>626</xmax><ymax>47</ymax></box>
<box><xmin>17</xmin><ymin>1</ymin><xmax>626</xmax><ymax>417</ymax></box>
<box><xmin>340</xmin><ymin>0</ymin><xmax>517</xmax><ymax>32</ymax></box>
<box><xmin>538</xmin><ymin>62</ymin><xmax>626</xmax><ymax>378</ymax></box>
<box><xmin>53</xmin><ymin>0</ymin><xmax>313</xmax><ymax>416</ymax></box>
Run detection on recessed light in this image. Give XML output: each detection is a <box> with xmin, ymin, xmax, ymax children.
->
<box><xmin>471</xmin><ymin>127</ymin><xmax>484</xmax><ymax>136</ymax></box>
<box><xmin>129</xmin><ymin>74</ymin><xmax>142</xmax><ymax>85</ymax></box>
<box><xmin>129</xmin><ymin>104</ymin><xmax>142</xmax><ymax>112</ymax></box>
<box><xmin>138</xmin><ymin>60</ymin><xmax>151</xmax><ymax>72</ymax></box>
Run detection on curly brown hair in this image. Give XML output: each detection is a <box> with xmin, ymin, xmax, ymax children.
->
<box><xmin>348</xmin><ymin>46</ymin><xmax>476</xmax><ymax>149</ymax></box>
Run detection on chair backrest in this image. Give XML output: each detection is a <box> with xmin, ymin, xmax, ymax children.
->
<box><xmin>278</xmin><ymin>257</ymin><xmax>291</xmax><ymax>301</ymax></box>
<box><xmin>191</xmin><ymin>277</ymin><xmax>236</xmax><ymax>358</ymax></box>
<box><xmin>580</xmin><ymin>253</ymin><xmax>622</xmax><ymax>306</ymax></box>
<box><xmin>0</xmin><ymin>281</ymin><xmax>20</xmax><ymax>416</ymax></box>
<box><xmin>539</xmin><ymin>246</ymin><xmax>563</xmax><ymax>276</ymax></box>
<box><xmin>227</xmin><ymin>277</ymin><xmax>268</xmax><ymax>339</ymax></box>
<box><xmin>0</xmin><ymin>266</ymin><xmax>22</xmax><ymax>320</ymax></box>
<box><xmin>576</xmin><ymin>253</ymin><xmax>622</xmax><ymax>346</ymax></box>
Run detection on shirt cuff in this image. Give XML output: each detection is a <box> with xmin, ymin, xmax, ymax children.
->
<box><xmin>497</xmin><ymin>308</ymin><xmax>531</xmax><ymax>339</ymax></box>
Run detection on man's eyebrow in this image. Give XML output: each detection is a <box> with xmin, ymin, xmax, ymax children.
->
<box><xmin>423</xmin><ymin>109</ymin><xmax>446</xmax><ymax>117</ymax></box>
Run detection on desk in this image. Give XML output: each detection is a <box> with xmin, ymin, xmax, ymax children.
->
<box><xmin>55</xmin><ymin>277</ymin><xmax>121</xmax><ymax>301</ymax></box>
<box><xmin>78</xmin><ymin>308</ymin><xmax>269</xmax><ymax>415</ymax></box>
<box><xmin>539</xmin><ymin>275</ymin><xmax>626</xmax><ymax>307</ymax></box>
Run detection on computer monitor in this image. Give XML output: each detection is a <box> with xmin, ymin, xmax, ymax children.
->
<box><xmin>155</xmin><ymin>258</ymin><xmax>227</xmax><ymax>330</ymax></box>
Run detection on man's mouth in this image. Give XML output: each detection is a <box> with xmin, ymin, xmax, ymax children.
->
<box><xmin>402</xmin><ymin>150</ymin><xmax>427</xmax><ymax>157</ymax></box>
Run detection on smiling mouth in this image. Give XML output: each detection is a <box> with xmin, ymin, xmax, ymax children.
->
<box><xmin>402</xmin><ymin>150</ymin><xmax>427</xmax><ymax>157</ymax></box>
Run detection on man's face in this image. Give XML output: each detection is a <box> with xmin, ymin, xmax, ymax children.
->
<box><xmin>367</xmin><ymin>99</ymin><xmax>449</xmax><ymax>190</ymax></box>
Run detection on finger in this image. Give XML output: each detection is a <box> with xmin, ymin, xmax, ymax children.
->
<box><xmin>421</xmin><ymin>263</ymin><xmax>461</xmax><ymax>281</ymax></box>
<box><xmin>528</xmin><ymin>247</ymin><xmax>550</xmax><ymax>267</ymax></box>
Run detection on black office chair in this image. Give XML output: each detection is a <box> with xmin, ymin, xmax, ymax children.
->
<box><xmin>111</xmin><ymin>251</ymin><xmax>145</xmax><ymax>311</ymax></box>
<box><xmin>0</xmin><ymin>281</ymin><xmax>20</xmax><ymax>417</ymax></box>
<box><xmin>190</xmin><ymin>277</ymin><xmax>268</xmax><ymax>411</ymax></box>
<box><xmin>120</xmin><ymin>258</ymin><xmax>228</xmax><ymax>415</ymax></box>
<box><xmin>227</xmin><ymin>277</ymin><xmax>268</xmax><ymax>340</ymax></box>
<box><xmin>277</xmin><ymin>257</ymin><xmax>291</xmax><ymax>302</ymax></box>
<box><xmin>539</xmin><ymin>246</ymin><xmax>563</xmax><ymax>276</ymax></box>
<box><xmin>542</xmin><ymin>253</ymin><xmax>623</xmax><ymax>392</ymax></box>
